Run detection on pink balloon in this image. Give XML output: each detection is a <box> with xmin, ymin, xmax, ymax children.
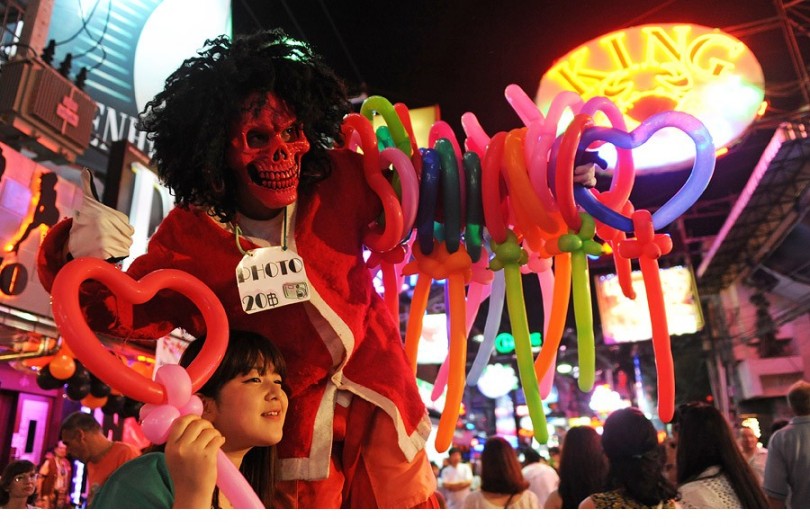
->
<box><xmin>431</xmin><ymin>357</ymin><xmax>449</xmax><ymax>403</ymax></box>
<box><xmin>379</xmin><ymin>147</ymin><xmax>419</xmax><ymax>238</ymax></box>
<box><xmin>527</xmin><ymin>91</ymin><xmax>583</xmax><ymax>207</ymax></box>
<box><xmin>139</xmin><ymin>403</ymin><xmax>158</xmax><ymax>421</ymax></box>
<box><xmin>179</xmin><ymin>394</ymin><xmax>204</xmax><ymax>417</ymax></box>
<box><xmin>155</xmin><ymin>364</ymin><xmax>192</xmax><ymax>409</ymax></box>
<box><xmin>432</xmin><ymin>252</ymin><xmax>493</xmax><ymax>402</ymax></box>
<box><xmin>216</xmin><ymin>450</ymin><xmax>264</xmax><ymax>509</ymax></box>
<box><xmin>579</xmin><ymin>96</ymin><xmax>635</xmax><ymax>210</ymax></box>
<box><xmin>504</xmin><ymin>84</ymin><xmax>543</xmax><ymax>126</ymax></box>
<box><xmin>141</xmin><ymin>405</ymin><xmax>181</xmax><ymax>444</ymax></box>
<box><xmin>460</xmin><ymin>112</ymin><xmax>489</xmax><ymax>157</ymax></box>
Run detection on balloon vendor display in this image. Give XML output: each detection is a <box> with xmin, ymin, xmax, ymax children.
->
<box><xmin>40</xmin><ymin>90</ymin><xmax>715</xmax><ymax>457</ymax></box>
<box><xmin>348</xmin><ymin>90</ymin><xmax>714</xmax><ymax>445</ymax></box>
<box><xmin>555</xmin><ymin>110</ymin><xmax>715</xmax><ymax>422</ymax></box>
<box><xmin>49</xmin><ymin>257</ymin><xmax>265</xmax><ymax>509</ymax></box>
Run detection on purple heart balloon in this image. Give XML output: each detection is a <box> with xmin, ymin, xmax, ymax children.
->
<box><xmin>575</xmin><ymin>111</ymin><xmax>715</xmax><ymax>232</ymax></box>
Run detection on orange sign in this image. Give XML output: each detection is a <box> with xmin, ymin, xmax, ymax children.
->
<box><xmin>537</xmin><ymin>24</ymin><xmax>765</xmax><ymax>173</ymax></box>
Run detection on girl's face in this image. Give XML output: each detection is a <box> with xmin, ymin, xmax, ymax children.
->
<box><xmin>7</xmin><ymin>471</ymin><xmax>38</xmax><ymax>499</ymax></box>
<box><xmin>204</xmin><ymin>361</ymin><xmax>287</xmax><ymax>452</ymax></box>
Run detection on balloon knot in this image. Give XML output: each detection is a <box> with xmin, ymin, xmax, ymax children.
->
<box><xmin>489</xmin><ymin>231</ymin><xmax>528</xmax><ymax>269</ymax></box>
<box><xmin>556</xmin><ymin>213</ymin><xmax>602</xmax><ymax>257</ymax></box>
<box><xmin>617</xmin><ymin>210</ymin><xmax>673</xmax><ymax>260</ymax></box>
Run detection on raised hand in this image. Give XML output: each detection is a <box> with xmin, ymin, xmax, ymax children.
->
<box><xmin>573</xmin><ymin>163</ymin><xmax>597</xmax><ymax>188</ymax></box>
<box><xmin>68</xmin><ymin>168</ymin><xmax>135</xmax><ymax>261</ymax></box>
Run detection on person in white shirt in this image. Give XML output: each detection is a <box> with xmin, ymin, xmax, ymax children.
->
<box><xmin>738</xmin><ymin>426</ymin><xmax>768</xmax><ymax>486</ymax></box>
<box><xmin>440</xmin><ymin>447</ymin><xmax>473</xmax><ymax>509</ymax></box>
<box><xmin>520</xmin><ymin>447</ymin><xmax>558</xmax><ymax>507</ymax></box>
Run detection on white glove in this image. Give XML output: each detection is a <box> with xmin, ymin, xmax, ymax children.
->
<box><xmin>573</xmin><ymin>163</ymin><xmax>597</xmax><ymax>188</ymax></box>
<box><xmin>68</xmin><ymin>168</ymin><xmax>135</xmax><ymax>261</ymax></box>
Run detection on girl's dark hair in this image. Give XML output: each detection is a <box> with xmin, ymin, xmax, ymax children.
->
<box><xmin>0</xmin><ymin>460</ymin><xmax>38</xmax><ymax>506</ymax></box>
<box><xmin>558</xmin><ymin>426</ymin><xmax>609</xmax><ymax>508</ymax></box>
<box><xmin>479</xmin><ymin>436</ymin><xmax>529</xmax><ymax>495</ymax></box>
<box><xmin>601</xmin><ymin>407</ymin><xmax>679</xmax><ymax>506</ymax></box>
<box><xmin>180</xmin><ymin>330</ymin><xmax>287</xmax><ymax>508</ymax></box>
<box><xmin>139</xmin><ymin>29</ymin><xmax>351</xmax><ymax>224</ymax></box>
<box><xmin>674</xmin><ymin>402</ymin><xmax>768</xmax><ymax>508</ymax></box>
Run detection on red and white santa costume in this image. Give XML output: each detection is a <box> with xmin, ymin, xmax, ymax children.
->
<box><xmin>38</xmin><ymin>149</ymin><xmax>437</xmax><ymax>508</ymax></box>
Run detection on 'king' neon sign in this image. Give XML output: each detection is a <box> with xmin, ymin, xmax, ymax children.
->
<box><xmin>537</xmin><ymin>24</ymin><xmax>765</xmax><ymax>173</ymax></box>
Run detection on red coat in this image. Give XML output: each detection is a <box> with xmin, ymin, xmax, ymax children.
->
<box><xmin>39</xmin><ymin>149</ymin><xmax>430</xmax><ymax>481</ymax></box>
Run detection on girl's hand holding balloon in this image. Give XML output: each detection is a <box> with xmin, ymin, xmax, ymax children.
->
<box><xmin>165</xmin><ymin>414</ymin><xmax>226</xmax><ymax>509</ymax></box>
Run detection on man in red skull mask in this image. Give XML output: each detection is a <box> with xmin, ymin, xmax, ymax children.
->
<box><xmin>38</xmin><ymin>30</ymin><xmax>438</xmax><ymax>508</ymax></box>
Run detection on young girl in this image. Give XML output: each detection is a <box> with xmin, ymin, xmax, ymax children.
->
<box><xmin>91</xmin><ymin>330</ymin><xmax>287</xmax><ymax>508</ymax></box>
<box><xmin>0</xmin><ymin>460</ymin><xmax>40</xmax><ymax>509</ymax></box>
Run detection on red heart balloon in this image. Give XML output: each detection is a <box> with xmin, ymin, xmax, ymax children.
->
<box><xmin>50</xmin><ymin>258</ymin><xmax>229</xmax><ymax>405</ymax></box>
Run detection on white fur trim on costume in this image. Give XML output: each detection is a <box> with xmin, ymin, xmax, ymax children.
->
<box><xmin>278</xmin><ymin>381</ymin><xmax>336</xmax><ymax>481</ymax></box>
<box><xmin>339</xmin><ymin>376</ymin><xmax>431</xmax><ymax>462</ymax></box>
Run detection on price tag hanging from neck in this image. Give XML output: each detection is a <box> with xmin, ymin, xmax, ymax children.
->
<box><xmin>233</xmin><ymin>208</ymin><xmax>312</xmax><ymax>313</ymax></box>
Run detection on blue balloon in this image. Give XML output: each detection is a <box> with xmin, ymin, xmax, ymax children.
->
<box><xmin>416</xmin><ymin>148</ymin><xmax>440</xmax><ymax>254</ymax></box>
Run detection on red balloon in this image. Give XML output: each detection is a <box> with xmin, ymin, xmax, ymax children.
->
<box><xmin>60</xmin><ymin>341</ymin><xmax>75</xmax><ymax>358</ymax></box>
<box><xmin>130</xmin><ymin>360</ymin><xmax>154</xmax><ymax>379</ymax></box>
<box><xmin>49</xmin><ymin>352</ymin><xmax>76</xmax><ymax>380</ymax></box>
<box><xmin>50</xmin><ymin>258</ymin><xmax>229</xmax><ymax>405</ymax></box>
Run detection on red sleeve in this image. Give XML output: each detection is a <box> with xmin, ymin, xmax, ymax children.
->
<box><xmin>36</xmin><ymin>218</ymin><xmax>72</xmax><ymax>293</ymax></box>
<box><xmin>326</xmin><ymin>149</ymin><xmax>385</xmax><ymax>234</ymax></box>
<box><xmin>36</xmin><ymin>215</ymin><xmax>200</xmax><ymax>341</ymax></box>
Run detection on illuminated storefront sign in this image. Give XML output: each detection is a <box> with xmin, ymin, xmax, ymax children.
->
<box><xmin>0</xmin><ymin>142</ymin><xmax>81</xmax><ymax>317</ymax></box>
<box><xmin>537</xmin><ymin>24</ymin><xmax>765</xmax><ymax>173</ymax></box>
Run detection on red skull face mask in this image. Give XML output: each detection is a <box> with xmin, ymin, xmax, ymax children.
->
<box><xmin>227</xmin><ymin>93</ymin><xmax>310</xmax><ymax>212</ymax></box>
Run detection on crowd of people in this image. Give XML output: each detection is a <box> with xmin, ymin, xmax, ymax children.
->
<box><xmin>429</xmin><ymin>379</ymin><xmax>810</xmax><ymax>510</ymax></box>
<box><xmin>2</xmin><ymin>369</ymin><xmax>808</xmax><ymax>510</ymax></box>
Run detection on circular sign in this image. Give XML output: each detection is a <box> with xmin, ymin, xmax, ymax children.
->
<box><xmin>537</xmin><ymin>23</ymin><xmax>764</xmax><ymax>173</ymax></box>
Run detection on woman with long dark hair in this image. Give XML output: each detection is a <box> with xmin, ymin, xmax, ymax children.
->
<box><xmin>92</xmin><ymin>330</ymin><xmax>287</xmax><ymax>508</ymax></box>
<box><xmin>544</xmin><ymin>426</ymin><xmax>609</xmax><ymax>508</ymax></box>
<box><xmin>580</xmin><ymin>407</ymin><xmax>679</xmax><ymax>508</ymax></box>
<box><xmin>675</xmin><ymin>402</ymin><xmax>768</xmax><ymax>508</ymax></box>
<box><xmin>463</xmin><ymin>437</ymin><xmax>539</xmax><ymax>509</ymax></box>
<box><xmin>0</xmin><ymin>460</ymin><xmax>40</xmax><ymax>509</ymax></box>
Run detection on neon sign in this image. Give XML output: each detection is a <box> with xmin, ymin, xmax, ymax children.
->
<box><xmin>494</xmin><ymin>331</ymin><xmax>542</xmax><ymax>354</ymax></box>
<box><xmin>537</xmin><ymin>24</ymin><xmax>765</xmax><ymax>173</ymax></box>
